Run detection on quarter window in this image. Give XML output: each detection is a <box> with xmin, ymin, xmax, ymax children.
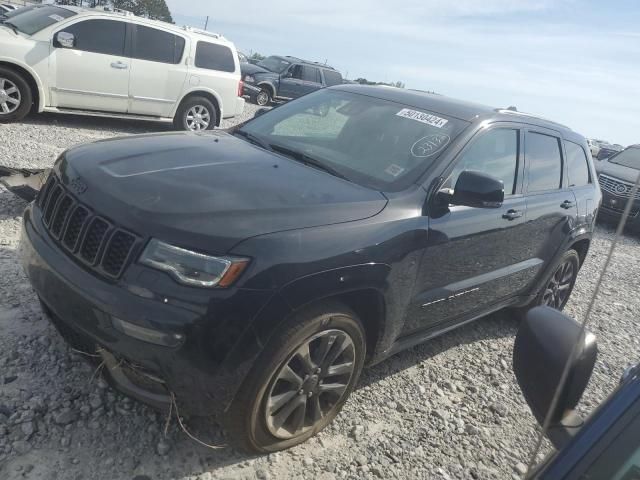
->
<box><xmin>526</xmin><ymin>132</ymin><xmax>563</xmax><ymax>192</ymax></box>
<box><xmin>133</xmin><ymin>25</ymin><xmax>185</xmax><ymax>64</ymax></box>
<box><xmin>195</xmin><ymin>42</ymin><xmax>236</xmax><ymax>72</ymax></box>
<box><xmin>323</xmin><ymin>70</ymin><xmax>343</xmax><ymax>86</ymax></box>
<box><xmin>448</xmin><ymin>129</ymin><xmax>520</xmax><ymax>195</ymax></box>
<box><xmin>565</xmin><ymin>141</ymin><xmax>591</xmax><ymax>187</ymax></box>
<box><xmin>57</xmin><ymin>19</ymin><xmax>126</xmax><ymax>56</ymax></box>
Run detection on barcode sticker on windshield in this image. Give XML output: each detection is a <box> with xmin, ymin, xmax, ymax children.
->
<box><xmin>396</xmin><ymin>109</ymin><xmax>449</xmax><ymax>128</ymax></box>
<box><xmin>49</xmin><ymin>14</ymin><xmax>65</xmax><ymax>21</ymax></box>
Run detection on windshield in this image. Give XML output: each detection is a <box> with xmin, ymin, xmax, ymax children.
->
<box><xmin>239</xmin><ymin>89</ymin><xmax>467</xmax><ymax>190</ymax></box>
<box><xmin>609</xmin><ymin>147</ymin><xmax>640</xmax><ymax>170</ymax></box>
<box><xmin>4</xmin><ymin>6</ymin><xmax>75</xmax><ymax>35</ymax></box>
<box><xmin>257</xmin><ymin>56</ymin><xmax>291</xmax><ymax>73</ymax></box>
<box><xmin>2</xmin><ymin>5</ymin><xmax>35</xmax><ymax>19</ymax></box>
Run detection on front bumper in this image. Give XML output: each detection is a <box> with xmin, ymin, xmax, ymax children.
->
<box><xmin>597</xmin><ymin>190</ymin><xmax>640</xmax><ymax>230</ymax></box>
<box><xmin>19</xmin><ymin>204</ymin><xmax>274</xmax><ymax>416</ymax></box>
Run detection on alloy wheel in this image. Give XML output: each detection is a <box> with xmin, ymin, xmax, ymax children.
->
<box><xmin>264</xmin><ymin>329</ymin><xmax>356</xmax><ymax>439</ymax></box>
<box><xmin>256</xmin><ymin>90</ymin><xmax>269</xmax><ymax>106</ymax></box>
<box><xmin>542</xmin><ymin>260</ymin><xmax>575</xmax><ymax>309</ymax></box>
<box><xmin>185</xmin><ymin>105</ymin><xmax>211</xmax><ymax>131</ymax></box>
<box><xmin>0</xmin><ymin>78</ymin><xmax>21</xmax><ymax>115</ymax></box>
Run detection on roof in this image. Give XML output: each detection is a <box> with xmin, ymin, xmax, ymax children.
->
<box><xmin>271</xmin><ymin>55</ymin><xmax>336</xmax><ymax>71</ymax></box>
<box><xmin>58</xmin><ymin>6</ymin><xmax>231</xmax><ymax>44</ymax></box>
<box><xmin>331</xmin><ymin>85</ymin><xmax>581</xmax><ymax>137</ymax></box>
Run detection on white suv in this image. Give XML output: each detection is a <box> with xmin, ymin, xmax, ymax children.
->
<box><xmin>0</xmin><ymin>5</ymin><xmax>245</xmax><ymax>130</ymax></box>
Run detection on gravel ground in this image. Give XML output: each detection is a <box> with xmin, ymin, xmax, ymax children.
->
<box><xmin>1</xmin><ymin>106</ymin><xmax>639</xmax><ymax>480</ymax></box>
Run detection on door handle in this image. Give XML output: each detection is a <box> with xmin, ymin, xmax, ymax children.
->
<box><xmin>560</xmin><ymin>200</ymin><xmax>575</xmax><ymax>209</ymax></box>
<box><xmin>502</xmin><ymin>209</ymin><xmax>523</xmax><ymax>221</ymax></box>
<box><xmin>110</xmin><ymin>61</ymin><xmax>128</xmax><ymax>70</ymax></box>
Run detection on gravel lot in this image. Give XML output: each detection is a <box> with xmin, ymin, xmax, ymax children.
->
<box><xmin>1</xmin><ymin>106</ymin><xmax>639</xmax><ymax>480</ymax></box>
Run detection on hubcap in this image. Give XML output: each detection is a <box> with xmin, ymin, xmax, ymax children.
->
<box><xmin>265</xmin><ymin>329</ymin><xmax>356</xmax><ymax>439</ymax></box>
<box><xmin>542</xmin><ymin>260</ymin><xmax>575</xmax><ymax>309</ymax></box>
<box><xmin>185</xmin><ymin>105</ymin><xmax>211</xmax><ymax>131</ymax></box>
<box><xmin>0</xmin><ymin>78</ymin><xmax>21</xmax><ymax>115</ymax></box>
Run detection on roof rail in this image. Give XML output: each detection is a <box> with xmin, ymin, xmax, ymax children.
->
<box><xmin>495</xmin><ymin>108</ymin><xmax>572</xmax><ymax>130</ymax></box>
<box><xmin>99</xmin><ymin>6</ymin><xmax>134</xmax><ymax>16</ymax></box>
<box><xmin>182</xmin><ymin>25</ymin><xmax>222</xmax><ymax>40</ymax></box>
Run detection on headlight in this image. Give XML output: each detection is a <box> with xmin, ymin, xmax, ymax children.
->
<box><xmin>244</xmin><ymin>75</ymin><xmax>255</xmax><ymax>83</ymax></box>
<box><xmin>139</xmin><ymin>239</ymin><xmax>249</xmax><ymax>288</ymax></box>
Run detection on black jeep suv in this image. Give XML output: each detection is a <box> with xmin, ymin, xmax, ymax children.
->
<box><xmin>241</xmin><ymin>55</ymin><xmax>343</xmax><ymax>106</ymax></box>
<box><xmin>20</xmin><ymin>85</ymin><xmax>600</xmax><ymax>452</ymax></box>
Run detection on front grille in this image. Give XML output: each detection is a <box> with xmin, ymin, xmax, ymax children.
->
<box><xmin>38</xmin><ymin>174</ymin><xmax>140</xmax><ymax>279</ymax></box>
<box><xmin>599</xmin><ymin>174</ymin><xmax>640</xmax><ymax>200</ymax></box>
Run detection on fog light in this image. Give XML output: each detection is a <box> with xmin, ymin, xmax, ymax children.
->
<box><xmin>111</xmin><ymin>317</ymin><xmax>184</xmax><ymax>347</ymax></box>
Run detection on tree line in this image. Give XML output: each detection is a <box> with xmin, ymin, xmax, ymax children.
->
<box><xmin>52</xmin><ymin>0</ymin><xmax>173</xmax><ymax>23</ymax></box>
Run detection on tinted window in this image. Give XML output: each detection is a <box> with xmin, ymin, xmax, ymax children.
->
<box><xmin>195</xmin><ymin>42</ymin><xmax>235</xmax><ymax>72</ymax></box>
<box><xmin>448</xmin><ymin>129</ymin><xmax>519</xmax><ymax>195</ymax></box>
<box><xmin>527</xmin><ymin>132</ymin><xmax>563</xmax><ymax>192</ymax></box>
<box><xmin>610</xmin><ymin>147</ymin><xmax>640</xmax><ymax>170</ymax></box>
<box><xmin>302</xmin><ymin>66</ymin><xmax>321</xmax><ymax>83</ymax></box>
<box><xmin>8</xmin><ymin>6</ymin><xmax>75</xmax><ymax>35</ymax></box>
<box><xmin>565</xmin><ymin>141</ymin><xmax>591</xmax><ymax>187</ymax></box>
<box><xmin>289</xmin><ymin>65</ymin><xmax>303</xmax><ymax>79</ymax></box>
<box><xmin>323</xmin><ymin>70</ymin><xmax>343</xmax><ymax>86</ymax></box>
<box><xmin>59</xmin><ymin>19</ymin><xmax>125</xmax><ymax>56</ymax></box>
<box><xmin>133</xmin><ymin>25</ymin><xmax>184</xmax><ymax>64</ymax></box>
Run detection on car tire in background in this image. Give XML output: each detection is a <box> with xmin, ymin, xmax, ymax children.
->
<box><xmin>173</xmin><ymin>96</ymin><xmax>217</xmax><ymax>131</ymax></box>
<box><xmin>223</xmin><ymin>301</ymin><xmax>366</xmax><ymax>453</ymax></box>
<box><xmin>0</xmin><ymin>67</ymin><xmax>32</xmax><ymax>123</ymax></box>
<box><xmin>255</xmin><ymin>88</ymin><xmax>271</xmax><ymax>107</ymax></box>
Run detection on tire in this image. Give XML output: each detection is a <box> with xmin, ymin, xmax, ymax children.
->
<box><xmin>0</xmin><ymin>67</ymin><xmax>32</xmax><ymax>123</ymax></box>
<box><xmin>173</xmin><ymin>96</ymin><xmax>217</xmax><ymax>131</ymax></box>
<box><xmin>255</xmin><ymin>88</ymin><xmax>271</xmax><ymax>107</ymax></box>
<box><xmin>520</xmin><ymin>249</ymin><xmax>581</xmax><ymax>314</ymax></box>
<box><xmin>223</xmin><ymin>301</ymin><xmax>366</xmax><ymax>453</ymax></box>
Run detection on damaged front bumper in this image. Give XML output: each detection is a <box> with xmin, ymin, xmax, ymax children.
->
<box><xmin>0</xmin><ymin>166</ymin><xmax>50</xmax><ymax>202</ymax></box>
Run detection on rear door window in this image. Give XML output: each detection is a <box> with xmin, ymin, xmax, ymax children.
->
<box><xmin>133</xmin><ymin>25</ymin><xmax>185</xmax><ymax>64</ymax></box>
<box><xmin>57</xmin><ymin>19</ymin><xmax>126</xmax><ymax>56</ymax></box>
<box><xmin>526</xmin><ymin>132</ymin><xmax>563</xmax><ymax>192</ymax></box>
<box><xmin>323</xmin><ymin>70</ymin><xmax>343</xmax><ymax>86</ymax></box>
<box><xmin>195</xmin><ymin>41</ymin><xmax>236</xmax><ymax>72</ymax></box>
<box><xmin>565</xmin><ymin>141</ymin><xmax>591</xmax><ymax>187</ymax></box>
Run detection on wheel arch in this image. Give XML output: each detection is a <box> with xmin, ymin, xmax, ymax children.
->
<box><xmin>0</xmin><ymin>60</ymin><xmax>45</xmax><ymax>112</ymax></box>
<box><xmin>569</xmin><ymin>237</ymin><xmax>591</xmax><ymax>267</ymax></box>
<box><xmin>256</xmin><ymin>81</ymin><xmax>276</xmax><ymax>98</ymax></box>
<box><xmin>174</xmin><ymin>88</ymin><xmax>223</xmax><ymax>126</ymax></box>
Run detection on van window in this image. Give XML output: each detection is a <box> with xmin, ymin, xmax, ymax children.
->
<box><xmin>58</xmin><ymin>19</ymin><xmax>126</xmax><ymax>56</ymax></box>
<box><xmin>133</xmin><ymin>25</ymin><xmax>185</xmax><ymax>64</ymax></box>
<box><xmin>323</xmin><ymin>70</ymin><xmax>343</xmax><ymax>86</ymax></box>
<box><xmin>195</xmin><ymin>42</ymin><xmax>235</xmax><ymax>72</ymax></box>
<box><xmin>565</xmin><ymin>141</ymin><xmax>591</xmax><ymax>187</ymax></box>
<box><xmin>527</xmin><ymin>132</ymin><xmax>563</xmax><ymax>192</ymax></box>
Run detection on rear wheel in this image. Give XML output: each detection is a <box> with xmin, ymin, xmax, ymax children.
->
<box><xmin>255</xmin><ymin>88</ymin><xmax>271</xmax><ymax>106</ymax></box>
<box><xmin>223</xmin><ymin>302</ymin><xmax>366</xmax><ymax>453</ymax></box>
<box><xmin>0</xmin><ymin>67</ymin><xmax>32</xmax><ymax>123</ymax></box>
<box><xmin>173</xmin><ymin>96</ymin><xmax>217</xmax><ymax>131</ymax></box>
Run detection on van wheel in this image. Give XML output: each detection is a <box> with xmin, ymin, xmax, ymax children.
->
<box><xmin>0</xmin><ymin>67</ymin><xmax>32</xmax><ymax>123</ymax></box>
<box><xmin>223</xmin><ymin>302</ymin><xmax>366</xmax><ymax>453</ymax></box>
<box><xmin>255</xmin><ymin>88</ymin><xmax>271</xmax><ymax>106</ymax></box>
<box><xmin>174</xmin><ymin>96</ymin><xmax>217</xmax><ymax>131</ymax></box>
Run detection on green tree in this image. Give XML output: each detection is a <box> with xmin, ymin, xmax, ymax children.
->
<box><xmin>64</xmin><ymin>0</ymin><xmax>174</xmax><ymax>23</ymax></box>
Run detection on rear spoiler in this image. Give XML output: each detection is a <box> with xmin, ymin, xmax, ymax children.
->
<box><xmin>0</xmin><ymin>167</ymin><xmax>50</xmax><ymax>202</ymax></box>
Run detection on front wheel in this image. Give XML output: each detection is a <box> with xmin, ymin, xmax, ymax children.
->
<box><xmin>0</xmin><ymin>67</ymin><xmax>32</xmax><ymax>123</ymax></box>
<box><xmin>255</xmin><ymin>88</ymin><xmax>271</xmax><ymax>106</ymax></box>
<box><xmin>173</xmin><ymin>96</ymin><xmax>217</xmax><ymax>131</ymax></box>
<box><xmin>223</xmin><ymin>302</ymin><xmax>366</xmax><ymax>453</ymax></box>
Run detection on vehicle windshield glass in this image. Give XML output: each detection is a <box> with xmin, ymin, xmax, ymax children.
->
<box><xmin>609</xmin><ymin>148</ymin><xmax>640</xmax><ymax>170</ymax></box>
<box><xmin>257</xmin><ymin>56</ymin><xmax>291</xmax><ymax>73</ymax></box>
<box><xmin>2</xmin><ymin>5</ymin><xmax>36</xmax><ymax>19</ymax></box>
<box><xmin>239</xmin><ymin>89</ymin><xmax>467</xmax><ymax>190</ymax></box>
<box><xmin>4</xmin><ymin>6</ymin><xmax>75</xmax><ymax>35</ymax></box>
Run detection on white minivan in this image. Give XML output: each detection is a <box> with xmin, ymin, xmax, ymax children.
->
<box><xmin>0</xmin><ymin>5</ymin><xmax>245</xmax><ymax>130</ymax></box>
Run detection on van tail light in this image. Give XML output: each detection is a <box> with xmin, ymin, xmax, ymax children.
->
<box><xmin>238</xmin><ymin>80</ymin><xmax>244</xmax><ymax>97</ymax></box>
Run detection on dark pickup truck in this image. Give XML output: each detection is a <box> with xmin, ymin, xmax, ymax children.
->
<box><xmin>240</xmin><ymin>55</ymin><xmax>343</xmax><ymax>106</ymax></box>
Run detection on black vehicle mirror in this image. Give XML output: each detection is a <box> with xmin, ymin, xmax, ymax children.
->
<box><xmin>451</xmin><ymin>170</ymin><xmax>504</xmax><ymax>208</ymax></box>
<box><xmin>54</xmin><ymin>31</ymin><xmax>75</xmax><ymax>49</ymax></box>
<box><xmin>284</xmin><ymin>71</ymin><xmax>293</xmax><ymax>78</ymax></box>
<box><xmin>513</xmin><ymin>306</ymin><xmax>597</xmax><ymax>449</ymax></box>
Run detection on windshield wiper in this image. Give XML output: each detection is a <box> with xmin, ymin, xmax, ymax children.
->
<box><xmin>1</xmin><ymin>21</ymin><xmax>19</xmax><ymax>35</ymax></box>
<box><xmin>269</xmin><ymin>144</ymin><xmax>349</xmax><ymax>181</ymax></box>
<box><xmin>233</xmin><ymin>129</ymin><xmax>273</xmax><ymax>151</ymax></box>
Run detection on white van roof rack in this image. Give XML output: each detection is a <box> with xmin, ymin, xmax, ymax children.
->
<box><xmin>98</xmin><ymin>7</ymin><xmax>134</xmax><ymax>16</ymax></box>
<box><xmin>182</xmin><ymin>26</ymin><xmax>223</xmax><ymax>40</ymax></box>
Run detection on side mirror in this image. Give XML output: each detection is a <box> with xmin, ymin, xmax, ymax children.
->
<box><xmin>452</xmin><ymin>170</ymin><xmax>504</xmax><ymax>208</ymax></box>
<box><xmin>54</xmin><ymin>31</ymin><xmax>75</xmax><ymax>49</ymax></box>
<box><xmin>513</xmin><ymin>307</ymin><xmax>597</xmax><ymax>449</ymax></box>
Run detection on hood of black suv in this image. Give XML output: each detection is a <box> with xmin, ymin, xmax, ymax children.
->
<box><xmin>596</xmin><ymin>158</ymin><xmax>640</xmax><ymax>184</ymax></box>
<box><xmin>241</xmin><ymin>63</ymin><xmax>276</xmax><ymax>77</ymax></box>
<box><xmin>55</xmin><ymin>131</ymin><xmax>387</xmax><ymax>252</ymax></box>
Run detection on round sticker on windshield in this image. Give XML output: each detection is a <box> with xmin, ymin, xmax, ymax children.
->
<box><xmin>411</xmin><ymin>134</ymin><xmax>451</xmax><ymax>158</ymax></box>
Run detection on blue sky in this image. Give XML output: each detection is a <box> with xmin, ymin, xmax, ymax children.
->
<box><xmin>166</xmin><ymin>0</ymin><xmax>640</xmax><ymax>146</ymax></box>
